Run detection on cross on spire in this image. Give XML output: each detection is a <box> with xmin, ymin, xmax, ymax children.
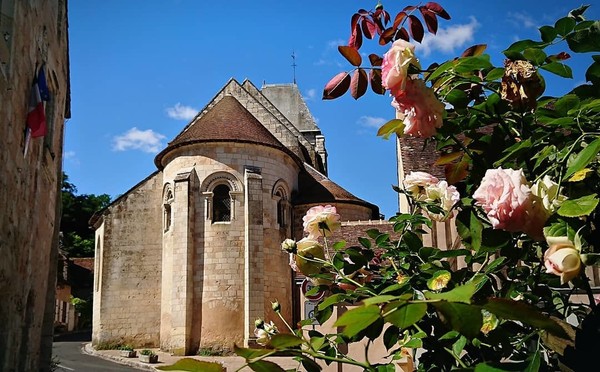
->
<box><xmin>291</xmin><ymin>51</ymin><xmax>297</xmax><ymax>85</ymax></box>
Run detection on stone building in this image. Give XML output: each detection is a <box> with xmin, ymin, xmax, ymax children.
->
<box><xmin>396</xmin><ymin>135</ymin><xmax>458</xmax><ymax>251</ymax></box>
<box><xmin>91</xmin><ymin>79</ymin><xmax>379</xmax><ymax>355</ymax></box>
<box><xmin>0</xmin><ymin>1</ymin><xmax>70</xmax><ymax>371</ymax></box>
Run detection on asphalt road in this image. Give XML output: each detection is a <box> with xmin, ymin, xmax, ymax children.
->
<box><xmin>53</xmin><ymin>332</ymin><xmax>141</xmax><ymax>371</ymax></box>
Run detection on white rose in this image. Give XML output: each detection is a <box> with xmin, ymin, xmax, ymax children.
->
<box><xmin>531</xmin><ymin>175</ymin><xmax>567</xmax><ymax>214</ymax></box>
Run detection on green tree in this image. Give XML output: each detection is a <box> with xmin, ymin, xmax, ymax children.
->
<box><xmin>60</xmin><ymin>173</ymin><xmax>111</xmax><ymax>257</ymax></box>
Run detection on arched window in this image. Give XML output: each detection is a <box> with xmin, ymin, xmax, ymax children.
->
<box><xmin>163</xmin><ymin>185</ymin><xmax>174</xmax><ymax>232</ymax></box>
<box><xmin>201</xmin><ymin>172</ymin><xmax>241</xmax><ymax>222</ymax></box>
<box><xmin>272</xmin><ymin>180</ymin><xmax>290</xmax><ymax>229</ymax></box>
<box><xmin>212</xmin><ymin>184</ymin><xmax>231</xmax><ymax>222</ymax></box>
<box><xmin>275</xmin><ymin>190</ymin><xmax>285</xmax><ymax>226</ymax></box>
<box><xmin>164</xmin><ymin>204</ymin><xmax>172</xmax><ymax>231</ymax></box>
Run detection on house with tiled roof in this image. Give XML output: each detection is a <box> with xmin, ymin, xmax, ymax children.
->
<box><xmin>90</xmin><ymin>79</ymin><xmax>381</xmax><ymax>355</ymax></box>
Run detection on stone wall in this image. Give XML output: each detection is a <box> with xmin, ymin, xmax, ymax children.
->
<box><xmin>0</xmin><ymin>1</ymin><xmax>69</xmax><ymax>371</ymax></box>
<box><xmin>92</xmin><ymin>173</ymin><xmax>163</xmax><ymax>348</ymax></box>
<box><xmin>160</xmin><ymin>142</ymin><xmax>298</xmax><ymax>351</ymax></box>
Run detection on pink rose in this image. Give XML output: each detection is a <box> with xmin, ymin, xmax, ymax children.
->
<box><xmin>302</xmin><ymin>205</ymin><xmax>341</xmax><ymax>239</ymax></box>
<box><xmin>544</xmin><ymin>236</ymin><xmax>581</xmax><ymax>284</ymax></box>
<box><xmin>403</xmin><ymin>171</ymin><xmax>439</xmax><ymax>197</ymax></box>
<box><xmin>391</xmin><ymin>79</ymin><xmax>445</xmax><ymax>138</ymax></box>
<box><xmin>381</xmin><ymin>39</ymin><xmax>421</xmax><ymax>91</ymax></box>
<box><xmin>473</xmin><ymin>168</ymin><xmax>548</xmax><ymax>240</ymax></box>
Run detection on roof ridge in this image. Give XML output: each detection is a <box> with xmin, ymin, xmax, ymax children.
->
<box><xmin>172</xmin><ymin>78</ymin><xmax>242</xmax><ymax>145</ymax></box>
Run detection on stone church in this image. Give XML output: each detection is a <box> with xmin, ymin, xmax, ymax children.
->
<box><xmin>90</xmin><ymin>78</ymin><xmax>380</xmax><ymax>354</ymax></box>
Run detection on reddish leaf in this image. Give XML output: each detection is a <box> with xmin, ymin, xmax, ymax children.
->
<box><xmin>351</xmin><ymin>69</ymin><xmax>369</xmax><ymax>99</ymax></box>
<box><xmin>372</xmin><ymin>13</ymin><xmax>386</xmax><ymax>35</ymax></box>
<box><xmin>323</xmin><ymin>72</ymin><xmax>351</xmax><ymax>100</ymax></box>
<box><xmin>338</xmin><ymin>45</ymin><xmax>362</xmax><ymax>66</ymax></box>
<box><xmin>461</xmin><ymin>44</ymin><xmax>488</xmax><ymax>57</ymax></box>
<box><xmin>402</xmin><ymin>5</ymin><xmax>417</xmax><ymax>12</ymax></box>
<box><xmin>419</xmin><ymin>8</ymin><xmax>438</xmax><ymax>34</ymax></box>
<box><xmin>350</xmin><ymin>13</ymin><xmax>361</xmax><ymax>29</ymax></box>
<box><xmin>435</xmin><ymin>152</ymin><xmax>463</xmax><ymax>166</ymax></box>
<box><xmin>380</xmin><ymin>27</ymin><xmax>396</xmax><ymax>45</ymax></box>
<box><xmin>393</xmin><ymin>11</ymin><xmax>407</xmax><ymax>29</ymax></box>
<box><xmin>396</xmin><ymin>27</ymin><xmax>410</xmax><ymax>42</ymax></box>
<box><xmin>357</xmin><ymin>9</ymin><xmax>369</xmax><ymax>15</ymax></box>
<box><xmin>369</xmin><ymin>69</ymin><xmax>386</xmax><ymax>95</ymax></box>
<box><xmin>383</xmin><ymin>10</ymin><xmax>391</xmax><ymax>25</ymax></box>
<box><xmin>425</xmin><ymin>2</ymin><xmax>450</xmax><ymax>20</ymax></box>
<box><xmin>348</xmin><ymin>23</ymin><xmax>363</xmax><ymax>49</ymax></box>
<box><xmin>408</xmin><ymin>15</ymin><xmax>424</xmax><ymax>42</ymax></box>
<box><xmin>362</xmin><ymin>18</ymin><xmax>378</xmax><ymax>39</ymax></box>
<box><xmin>445</xmin><ymin>160</ymin><xmax>469</xmax><ymax>184</ymax></box>
<box><xmin>554</xmin><ymin>52</ymin><xmax>571</xmax><ymax>61</ymax></box>
<box><xmin>369</xmin><ymin>54</ymin><xmax>383</xmax><ymax>67</ymax></box>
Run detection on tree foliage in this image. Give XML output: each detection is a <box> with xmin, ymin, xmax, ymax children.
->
<box><xmin>60</xmin><ymin>173</ymin><xmax>110</xmax><ymax>257</ymax></box>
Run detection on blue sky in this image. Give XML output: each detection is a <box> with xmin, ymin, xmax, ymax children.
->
<box><xmin>65</xmin><ymin>1</ymin><xmax>598</xmax><ymax>219</ymax></box>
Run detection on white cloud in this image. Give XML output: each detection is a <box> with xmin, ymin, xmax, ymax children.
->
<box><xmin>63</xmin><ymin>150</ymin><xmax>80</xmax><ymax>165</ymax></box>
<box><xmin>166</xmin><ymin>103</ymin><xmax>198</xmax><ymax>121</ymax></box>
<box><xmin>112</xmin><ymin>127</ymin><xmax>166</xmax><ymax>153</ymax></box>
<box><xmin>357</xmin><ymin>116</ymin><xmax>387</xmax><ymax>128</ymax></box>
<box><xmin>314</xmin><ymin>39</ymin><xmax>347</xmax><ymax>66</ymax></box>
<box><xmin>304</xmin><ymin>88</ymin><xmax>317</xmax><ymax>101</ymax></box>
<box><xmin>328</xmin><ymin>39</ymin><xmax>346</xmax><ymax>49</ymax></box>
<box><xmin>418</xmin><ymin>17</ymin><xmax>479</xmax><ymax>57</ymax></box>
<box><xmin>508</xmin><ymin>12</ymin><xmax>538</xmax><ymax>29</ymax></box>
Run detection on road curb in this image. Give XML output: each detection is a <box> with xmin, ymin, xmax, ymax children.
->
<box><xmin>82</xmin><ymin>343</ymin><xmax>157</xmax><ymax>371</ymax></box>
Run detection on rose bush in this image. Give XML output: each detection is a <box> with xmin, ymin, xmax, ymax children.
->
<box><xmin>237</xmin><ymin>3</ymin><xmax>600</xmax><ymax>371</ymax></box>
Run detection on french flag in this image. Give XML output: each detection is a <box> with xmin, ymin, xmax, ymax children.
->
<box><xmin>26</xmin><ymin>65</ymin><xmax>49</xmax><ymax>138</ymax></box>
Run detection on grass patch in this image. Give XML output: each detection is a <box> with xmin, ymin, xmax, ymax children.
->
<box><xmin>157</xmin><ymin>358</ymin><xmax>225</xmax><ymax>372</ymax></box>
<box><xmin>95</xmin><ymin>341</ymin><xmax>122</xmax><ymax>350</ymax></box>
<box><xmin>197</xmin><ymin>347</ymin><xmax>226</xmax><ymax>356</ymax></box>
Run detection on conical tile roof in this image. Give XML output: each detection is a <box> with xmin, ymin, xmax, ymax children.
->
<box><xmin>295</xmin><ymin>164</ymin><xmax>379</xmax><ymax>217</ymax></box>
<box><xmin>155</xmin><ymin>95</ymin><xmax>287</xmax><ymax>168</ymax></box>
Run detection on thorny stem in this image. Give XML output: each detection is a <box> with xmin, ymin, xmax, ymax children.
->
<box><xmin>474</xmin><ymin>252</ymin><xmax>490</xmax><ymax>276</ymax></box>
<box><xmin>364</xmin><ymin>339</ymin><xmax>373</xmax><ymax>369</ymax></box>
<box><xmin>449</xmin><ymin>133</ymin><xmax>476</xmax><ymax>161</ymax></box>
<box><xmin>444</xmin><ymin>347</ymin><xmax>468</xmax><ymax>368</ymax></box>
<box><xmin>307</xmin><ymin>256</ymin><xmax>377</xmax><ymax>295</ymax></box>
<box><xmin>557</xmin><ymin>133</ymin><xmax>585</xmax><ymax>185</ymax></box>
<box><xmin>513</xmin><ymin>330</ymin><xmax>538</xmax><ymax>351</ymax></box>
<box><xmin>579</xmin><ymin>270</ymin><xmax>598</xmax><ymax>311</ymax></box>
<box><xmin>234</xmin><ymin>351</ymin><xmax>278</xmax><ymax>372</ymax></box>
<box><xmin>323</xmin><ymin>232</ymin><xmax>331</xmax><ymax>260</ymax></box>
<box><xmin>276</xmin><ymin>310</ymin><xmax>295</xmax><ymax>333</ymax></box>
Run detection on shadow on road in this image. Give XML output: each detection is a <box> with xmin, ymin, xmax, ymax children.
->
<box><xmin>53</xmin><ymin>329</ymin><xmax>92</xmax><ymax>342</ymax></box>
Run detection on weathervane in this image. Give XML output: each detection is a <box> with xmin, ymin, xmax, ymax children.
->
<box><xmin>291</xmin><ymin>51</ymin><xmax>297</xmax><ymax>85</ymax></box>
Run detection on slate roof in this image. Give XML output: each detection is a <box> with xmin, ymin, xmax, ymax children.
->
<box><xmin>155</xmin><ymin>95</ymin><xmax>289</xmax><ymax>168</ymax></box>
<box><xmin>295</xmin><ymin>164</ymin><xmax>379</xmax><ymax>218</ymax></box>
